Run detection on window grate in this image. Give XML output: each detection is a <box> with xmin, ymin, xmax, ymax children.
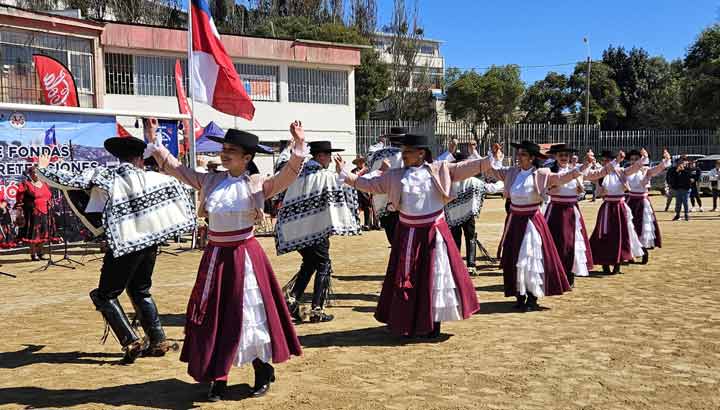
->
<box><xmin>288</xmin><ymin>67</ymin><xmax>348</xmax><ymax>105</ymax></box>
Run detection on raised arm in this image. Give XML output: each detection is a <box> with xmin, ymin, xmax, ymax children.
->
<box><xmin>337</xmin><ymin>154</ymin><xmax>392</xmax><ymax>194</ymax></box>
<box><xmin>547</xmin><ymin>150</ymin><xmax>595</xmax><ymax>186</ymax></box>
<box><xmin>476</xmin><ymin>143</ymin><xmax>509</xmax><ymax>181</ymax></box>
<box><xmin>646</xmin><ymin>149</ymin><xmax>672</xmax><ymax>178</ymax></box>
<box><xmin>146</xmin><ymin>118</ymin><xmax>209</xmax><ymax>191</ymax></box>
<box><xmin>262</xmin><ymin>121</ymin><xmax>306</xmax><ymax>198</ymax></box>
<box><xmin>622</xmin><ymin>148</ymin><xmax>647</xmax><ymax>176</ymax></box>
<box><xmin>36</xmin><ymin>154</ymin><xmax>107</xmax><ymax>191</ymax></box>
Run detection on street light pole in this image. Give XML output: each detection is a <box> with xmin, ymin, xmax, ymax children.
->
<box><xmin>583</xmin><ymin>37</ymin><xmax>591</xmax><ymax>127</ymax></box>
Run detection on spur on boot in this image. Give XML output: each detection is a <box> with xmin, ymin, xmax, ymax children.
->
<box><xmin>207</xmin><ymin>380</ymin><xmax>227</xmax><ymax>402</ymax></box>
<box><xmin>251</xmin><ymin>359</ymin><xmax>275</xmax><ymax>398</ymax></box>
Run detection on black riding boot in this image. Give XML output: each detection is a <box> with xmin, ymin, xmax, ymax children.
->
<box><xmin>526</xmin><ymin>293</ymin><xmax>540</xmax><ymax>311</ymax></box>
<box><xmin>129</xmin><ymin>294</ymin><xmax>173</xmax><ymax>356</ymax></box>
<box><xmin>466</xmin><ymin>234</ymin><xmax>477</xmax><ymax>272</ymax></box>
<box><xmin>427</xmin><ymin>321</ymin><xmax>441</xmax><ymax>338</ymax></box>
<box><xmin>613</xmin><ymin>264</ymin><xmax>622</xmax><ymax>275</ymax></box>
<box><xmin>207</xmin><ymin>380</ymin><xmax>227</xmax><ymax>402</ymax></box>
<box><xmin>251</xmin><ymin>359</ymin><xmax>275</xmax><ymax>397</ymax></box>
<box><xmin>90</xmin><ymin>289</ymin><xmax>143</xmax><ymax>363</ymax></box>
<box><xmin>514</xmin><ymin>294</ymin><xmax>527</xmax><ymax>311</ymax></box>
<box><xmin>602</xmin><ymin>265</ymin><xmax>611</xmax><ymax>275</ymax></box>
<box><xmin>309</xmin><ymin>263</ymin><xmax>334</xmax><ymax>323</ymax></box>
<box><xmin>567</xmin><ymin>271</ymin><xmax>575</xmax><ymax>288</ymax></box>
<box><xmin>640</xmin><ymin>249</ymin><xmax>649</xmax><ymax>265</ymax></box>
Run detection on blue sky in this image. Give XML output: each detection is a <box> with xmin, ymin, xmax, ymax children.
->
<box><xmin>377</xmin><ymin>0</ymin><xmax>718</xmax><ymax>84</ymax></box>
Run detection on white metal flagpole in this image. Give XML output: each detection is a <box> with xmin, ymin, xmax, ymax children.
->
<box><xmin>187</xmin><ymin>0</ymin><xmax>197</xmax><ymax>169</ymax></box>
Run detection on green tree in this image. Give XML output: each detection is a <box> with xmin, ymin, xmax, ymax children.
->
<box><xmin>569</xmin><ymin>61</ymin><xmax>624</xmax><ymax>128</ymax></box>
<box><xmin>682</xmin><ymin>24</ymin><xmax>720</xmax><ymax>128</ymax></box>
<box><xmin>520</xmin><ymin>72</ymin><xmax>575</xmax><ymax>123</ymax></box>
<box><xmin>355</xmin><ymin>50</ymin><xmax>390</xmax><ymax>119</ymax></box>
<box><xmin>445</xmin><ymin>65</ymin><xmax>524</xmax><ymax>139</ymax></box>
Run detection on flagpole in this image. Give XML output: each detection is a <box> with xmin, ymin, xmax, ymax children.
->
<box><xmin>187</xmin><ymin>0</ymin><xmax>197</xmax><ymax>169</ymax></box>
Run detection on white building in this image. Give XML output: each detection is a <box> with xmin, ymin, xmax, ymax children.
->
<box><xmin>371</xmin><ymin>32</ymin><xmax>445</xmax><ymax>93</ymax></box>
<box><xmin>0</xmin><ymin>5</ymin><xmax>364</xmax><ymax>173</ymax></box>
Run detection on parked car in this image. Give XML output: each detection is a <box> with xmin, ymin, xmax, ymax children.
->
<box><xmin>696</xmin><ymin>154</ymin><xmax>720</xmax><ymax>195</ymax></box>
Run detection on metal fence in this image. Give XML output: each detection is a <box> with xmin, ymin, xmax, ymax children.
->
<box><xmin>355</xmin><ymin>120</ymin><xmax>720</xmax><ymax>161</ymax></box>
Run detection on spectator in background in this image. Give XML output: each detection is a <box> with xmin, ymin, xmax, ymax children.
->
<box><xmin>710</xmin><ymin>160</ymin><xmax>720</xmax><ymax>212</ymax></box>
<box><xmin>16</xmin><ymin>167</ymin><xmax>53</xmax><ymax>260</ymax></box>
<box><xmin>351</xmin><ymin>156</ymin><xmax>375</xmax><ymax>230</ymax></box>
<box><xmin>669</xmin><ymin>158</ymin><xmax>693</xmax><ymax>221</ymax></box>
<box><xmin>688</xmin><ymin>160</ymin><xmax>704</xmax><ymax>212</ymax></box>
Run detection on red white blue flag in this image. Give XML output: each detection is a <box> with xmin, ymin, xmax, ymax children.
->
<box><xmin>190</xmin><ymin>0</ymin><xmax>255</xmax><ymax>120</ymax></box>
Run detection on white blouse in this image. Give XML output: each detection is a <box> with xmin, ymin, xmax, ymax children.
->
<box><xmin>399</xmin><ymin>166</ymin><xmax>444</xmax><ymax>215</ymax></box>
<box><xmin>510</xmin><ymin>168</ymin><xmax>542</xmax><ymax>205</ymax></box>
<box><xmin>626</xmin><ymin>170</ymin><xmax>650</xmax><ymax>193</ymax></box>
<box><xmin>553</xmin><ymin>166</ymin><xmax>581</xmax><ymax>196</ymax></box>
<box><xmin>205</xmin><ymin>174</ymin><xmax>258</xmax><ymax>232</ymax></box>
<box><xmin>602</xmin><ymin>167</ymin><xmax>627</xmax><ymax>196</ymax></box>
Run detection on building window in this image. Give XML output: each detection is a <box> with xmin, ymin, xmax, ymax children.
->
<box><xmin>234</xmin><ymin>63</ymin><xmax>279</xmax><ymax>102</ymax></box>
<box><xmin>0</xmin><ymin>29</ymin><xmax>95</xmax><ymax>107</ymax></box>
<box><xmin>418</xmin><ymin>45</ymin><xmax>435</xmax><ymax>55</ymax></box>
<box><xmin>105</xmin><ymin>53</ymin><xmax>189</xmax><ymax>97</ymax></box>
<box><xmin>288</xmin><ymin>67</ymin><xmax>348</xmax><ymax>105</ymax></box>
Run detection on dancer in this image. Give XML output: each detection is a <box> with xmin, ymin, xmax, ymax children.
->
<box><xmin>36</xmin><ymin>131</ymin><xmax>195</xmax><ymax>364</ymax></box>
<box><xmin>148</xmin><ymin>118</ymin><xmax>303</xmax><ymax>401</ymax></box>
<box><xmin>585</xmin><ymin>150</ymin><xmax>646</xmax><ymax>274</ymax></box>
<box><xmin>279</xmin><ymin>141</ymin><xmax>361</xmax><ymax>324</ymax></box>
<box><xmin>441</xmin><ymin>151</ymin><xmax>503</xmax><ymax>275</ymax></box>
<box><xmin>17</xmin><ymin>167</ymin><xmax>54</xmax><ymax>260</ymax></box>
<box><xmin>338</xmin><ymin>133</ymin><xmax>480</xmax><ymax>338</ymax></box>
<box><xmin>366</xmin><ymin>127</ymin><xmax>406</xmax><ymax>245</ymax></box>
<box><xmin>624</xmin><ymin>148</ymin><xmax>671</xmax><ymax>264</ymax></box>
<box><xmin>479</xmin><ymin>141</ymin><xmax>582</xmax><ymax>311</ymax></box>
<box><xmin>543</xmin><ymin>143</ymin><xmax>594</xmax><ymax>288</ymax></box>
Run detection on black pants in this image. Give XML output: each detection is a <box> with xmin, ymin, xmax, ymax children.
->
<box><xmin>450</xmin><ymin>218</ymin><xmax>476</xmax><ymax>267</ymax></box>
<box><xmin>97</xmin><ymin>245</ymin><xmax>159</xmax><ymax>302</ymax></box>
<box><xmin>713</xmin><ymin>188</ymin><xmax>720</xmax><ymax>209</ymax></box>
<box><xmin>379</xmin><ymin>212</ymin><xmax>399</xmax><ymax>244</ymax></box>
<box><xmin>690</xmin><ymin>186</ymin><xmax>702</xmax><ymax>208</ymax></box>
<box><xmin>291</xmin><ymin>238</ymin><xmax>332</xmax><ymax>309</ymax></box>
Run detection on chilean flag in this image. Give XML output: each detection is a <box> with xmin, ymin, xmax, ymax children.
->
<box><xmin>191</xmin><ymin>0</ymin><xmax>255</xmax><ymax>120</ymax></box>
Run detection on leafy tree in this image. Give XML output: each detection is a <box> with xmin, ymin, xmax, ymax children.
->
<box><xmin>682</xmin><ymin>24</ymin><xmax>720</xmax><ymax>128</ymax></box>
<box><xmin>445</xmin><ymin>65</ymin><xmax>524</xmax><ymax>139</ymax></box>
<box><xmin>520</xmin><ymin>72</ymin><xmax>575</xmax><ymax>123</ymax></box>
<box><xmin>569</xmin><ymin>61</ymin><xmax>624</xmax><ymax>128</ymax></box>
<box><xmin>443</xmin><ymin>67</ymin><xmax>462</xmax><ymax>90</ymax></box>
<box><xmin>355</xmin><ymin>50</ymin><xmax>390</xmax><ymax>119</ymax></box>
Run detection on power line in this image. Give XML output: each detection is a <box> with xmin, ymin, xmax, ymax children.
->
<box><xmin>448</xmin><ymin>62</ymin><xmax>583</xmax><ymax>71</ymax></box>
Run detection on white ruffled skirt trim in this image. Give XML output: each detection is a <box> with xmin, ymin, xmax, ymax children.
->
<box><xmin>432</xmin><ymin>230</ymin><xmax>463</xmax><ymax>322</ymax></box>
<box><xmin>571</xmin><ymin>207</ymin><xmax>589</xmax><ymax>277</ymax></box>
<box><xmin>234</xmin><ymin>249</ymin><xmax>273</xmax><ymax>367</ymax></box>
<box><xmin>623</xmin><ymin>202</ymin><xmax>646</xmax><ymax>258</ymax></box>
<box><xmin>639</xmin><ymin>198</ymin><xmax>657</xmax><ymax>248</ymax></box>
<box><xmin>516</xmin><ymin>222</ymin><xmax>545</xmax><ymax>298</ymax></box>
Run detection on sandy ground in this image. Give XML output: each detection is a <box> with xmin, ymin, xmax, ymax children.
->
<box><xmin>1</xmin><ymin>196</ymin><xmax>719</xmax><ymax>410</ymax></box>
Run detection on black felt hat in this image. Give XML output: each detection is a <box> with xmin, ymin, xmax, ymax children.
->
<box><xmin>385</xmin><ymin>127</ymin><xmax>408</xmax><ymax>138</ymax></box>
<box><xmin>452</xmin><ymin>151</ymin><xmax>468</xmax><ymax>162</ymax></box>
<box><xmin>627</xmin><ymin>149</ymin><xmax>642</xmax><ymax>158</ymax></box>
<box><xmin>308</xmin><ymin>141</ymin><xmax>345</xmax><ymax>154</ymax></box>
<box><xmin>546</xmin><ymin>143</ymin><xmax>579</xmax><ymax>154</ymax></box>
<box><xmin>600</xmin><ymin>150</ymin><xmax>616</xmax><ymax>160</ymax></box>
<box><xmin>207</xmin><ymin>129</ymin><xmax>273</xmax><ymax>154</ymax></box>
<box><xmin>510</xmin><ymin>140</ymin><xmax>546</xmax><ymax>159</ymax></box>
<box><xmin>397</xmin><ymin>133</ymin><xmax>433</xmax><ymax>148</ymax></box>
<box><xmin>104</xmin><ymin>136</ymin><xmax>147</xmax><ymax>159</ymax></box>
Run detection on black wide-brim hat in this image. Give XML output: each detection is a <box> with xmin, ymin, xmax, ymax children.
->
<box><xmin>384</xmin><ymin>126</ymin><xmax>408</xmax><ymax>138</ymax></box>
<box><xmin>453</xmin><ymin>151</ymin><xmax>469</xmax><ymax>163</ymax></box>
<box><xmin>600</xmin><ymin>150</ymin><xmax>616</xmax><ymax>160</ymax></box>
<box><xmin>546</xmin><ymin>143</ymin><xmax>579</xmax><ymax>154</ymax></box>
<box><xmin>207</xmin><ymin>129</ymin><xmax>273</xmax><ymax>154</ymax></box>
<box><xmin>309</xmin><ymin>141</ymin><xmax>344</xmax><ymax>154</ymax></box>
<box><xmin>627</xmin><ymin>149</ymin><xmax>642</xmax><ymax>158</ymax></box>
<box><xmin>397</xmin><ymin>133</ymin><xmax>433</xmax><ymax>148</ymax></box>
<box><xmin>104</xmin><ymin>136</ymin><xmax>147</xmax><ymax>159</ymax></box>
<box><xmin>510</xmin><ymin>140</ymin><xmax>547</xmax><ymax>159</ymax></box>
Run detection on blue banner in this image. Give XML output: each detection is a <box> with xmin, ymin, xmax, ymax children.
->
<box><xmin>156</xmin><ymin>120</ymin><xmax>179</xmax><ymax>157</ymax></box>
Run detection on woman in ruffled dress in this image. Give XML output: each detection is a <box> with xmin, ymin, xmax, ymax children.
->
<box><xmin>479</xmin><ymin>141</ymin><xmax>591</xmax><ymax>311</ymax></box>
<box><xmin>17</xmin><ymin>167</ymin><xmax>54</xmax><ymax>260</ymax></box>
<box><xmin>543</xmin><ymin>143</ymin><xmax>594</xmax><ymax>288</ymax></box>
<box><xmin>585</xmin><ymin>149</ymin><xmax>648</xmax><ymax>275</ymax></box>
<box><xmin>624</xmin><ymin>148</ymin><xmax>671</xmax><ymax>264</ymax></box>
<box><xmin>338</xmin><ymin>133</ymin><xmax>481</xmax><ymax>338</ymax></box>
<box><xmin>147</xmin><ymin>118</ymin><xmax>304</xmax><ymax>402</ymax></box>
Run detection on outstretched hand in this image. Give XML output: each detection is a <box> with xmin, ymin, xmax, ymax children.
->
<box><xmin>334</xmin><ymin>154</ymin><xmax>345</xmax><ymax>174</ymax></box>
<box><xmin>616</xmin><ymin>150</ymin><xmax>626</xmax><ymax>163</ymax></box>
<box><xmin>38</xmin><ymin>153</ymin><xmax>51</xmax><ymax>169</ymax></box>
<box><xmin>491</xmin><ymin>143</ymin><xmax>504</xmax><ymax>161</ymax></box>
<box><xmin>661</xmin><ymin>148</ymin><xmax>670</xmax><ymax>161</ymax></box>
<box><xmin>584</xmin><ymin>149</ymin><xmax>596</xmax><ymax>166</ymax></box>
<box><xmin>143</xmin><ymin>117</ymin><xmax>160</xmax><ymax>144</ymax></box>
<box><xmin>379</xmin><ymin>159</ymin><xmax>391</xmax><ymax>172</ymax></box>
<box><xmin>290</xmin><ymin>121</ymin><xmax>305</xmax><ymax>149</ymax></box>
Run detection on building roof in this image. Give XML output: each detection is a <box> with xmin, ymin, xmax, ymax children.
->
<box><xmin>372</xmin><ymin>31</ymin><xmax>444</xmax><ymax>44</ymax></box>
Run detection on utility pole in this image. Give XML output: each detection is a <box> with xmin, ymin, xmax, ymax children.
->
<box><xmin>583</xmin><ymin>37</ymin><xmax>591</xmax><ymax>126</ymax></box>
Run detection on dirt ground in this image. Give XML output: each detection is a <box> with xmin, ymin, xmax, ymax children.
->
<box><xmin>1</xmin><ymin>196</ymin><xmax>719</xmax><ymax>410</ymax></box>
